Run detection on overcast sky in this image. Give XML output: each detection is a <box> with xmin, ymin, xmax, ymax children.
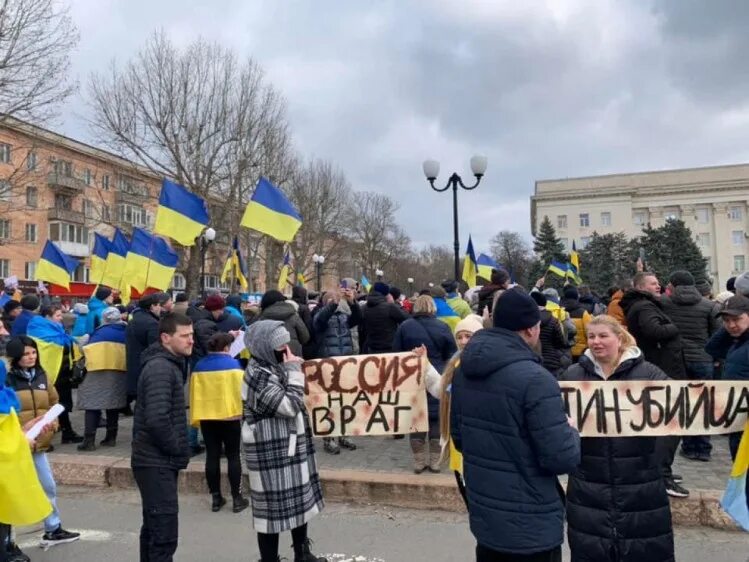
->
<box><xmin>60</xmin><ymin>0</ymin><xmax>749</xmax><ymax>255</ymax></box>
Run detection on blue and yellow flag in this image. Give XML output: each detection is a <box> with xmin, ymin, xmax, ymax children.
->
<box><xmin>90</xmin><ymin>233</ymin><xmax>111</xmax><ymax>286</ymax></box>
<box><xmin>721</xmin><ymin>423</ymin><xmax>749</xmax><ymax>531</ymax></box>
<box><xmin>122</xmin><ymin>228</ymin><xmax>179</xmax><ymax>293</ymax></box>
<box><xmin>567</xmin><ymin>241</ymin><xmax>582</xmax><ymax>284</ymax></box>
<box><xmin>83</xmin><ymin>323</ymin><xmax>126</xmax><ymax>373</ymax></box>
<box><xmin>220</xmin><ymin>236</ymin><xmax>249</xmax><ymax>291</ymax></box>
<box><xmin>547</xmin><ymin>260</ymin><xmax>569</xmax><ymax>279</ymax></box>
<box><xmin>101</xmin><ymin>229</ymin><xmax>129</xmax><ymax>289</ymax></box>
<box><xmin>297</xmin><ymin>272</ymin><xmax>306</xmax><ymax>287</ymax></box>
<box><xmin>240</xmin><ymin>177</ymin><xmax>302</xmax><ymax>242</ymax></box>
<box><xmin>361</xmin><ymin>275</ymin><xmax>372</xmax><ymax>293</ymax></box>
<box><xmin>461</xmin><ymin>236</ymin><xmax>478</xmax><ymax>288</ymax></box>
<box><xmin>35</xmin><ymin>241</ymin><xmax>78</xmax><ymax>289</ymax></box>
<box><xmin>477</xmin><ymin>253</ymin><xmax>499</xmax><ymax>282</ymax></box>
<box><xmin>434</xmin><ymin>294</ymin><xmax>460</xmax><ymax>333</ymax></box>
<box><xmin>154</xmin><ymin>179</ymin><xmax>210</xmax><ymax>246</ymax></box>
<box><xmin>277</xmin><ymin>250</ymin><xmax>292</xmax><ymax>291</ymax></box>
<box><xmin>27</xmin><ymin>315</ymin><xmax>78</xmax><ymax>384</ymax></box>
<box><xmin>189</xmin><ymin>353</ymin><xmax>244</xmax><ymax>427</ymax></box>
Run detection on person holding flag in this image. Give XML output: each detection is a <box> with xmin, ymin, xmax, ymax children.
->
<box><xmin>461</xmin><ymin>236</ymin><xmax>478</xmax><ymax>289</ymax></box>
<box><xmin>220</xmin><ymin>236</ymin><xmax>249</xmax><ymax>292</ymax></box>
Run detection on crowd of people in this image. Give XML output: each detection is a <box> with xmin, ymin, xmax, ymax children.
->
<box><xmin>0</xmin><ymin>264</ymin><xmax>747</xmax><ymax>562</ymax></box>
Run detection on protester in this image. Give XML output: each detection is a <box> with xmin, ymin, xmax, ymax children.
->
<box><xmin>621</xmin><ymin>271</ymin><xmax>688</xmax><ymax>498</ymax></box>
<box><xmin>190</xmin><ymin>333</ymin><xmax>249</xmax><ymax>514</ymax></box>
<box><xmin>85</xmin><ymin>286</ymin><xmax>114</xmax><ymax>335</ymax></box>
<box><xmin>442</xmin><ymin>279</ymin><xmax>471</xmax><ymax>319</ymax></box>
<box><xmin>242</xmin><ymin>320</ymin><xmax>327</xmax><ymax>562</ymax></box>
<box><xmin>560</xmin><ymin>315</ymin><xmax>674</xmax><ymax>562</ymax></box>
<box><xmin>172</xmin><ymin>293</ymin><xmax>189</xmax><ymax>315</ymax></box>
<box><xmin>606</xmin><ymin>281</ymin><xmax>629</xmax><ymax>327</ymax></box>
<box><xmin>661</xmin><ymin>270</ymin><xmax>721</xmax><ymax>462</ymax></box>
<box><xmin>225</xmin><ymin>294</ymin><xmax>246</xmax><ymax>327</ymax></box>
<box><xmin>429</xmin><ymin>286</ymin><xmax>461</xmax><ymax>333</ymax></box>
<box><xmin>292</xmin><ymin>286</ymin><xmax>317</xmax><ymax>359</ymax></box>
<box><xmin>560</xmin><ymin>286</ymin><xmax>592</xmax><ymax>362</ymax></box>
<box><xmin>193</xmin><ymin>294</ymin><xmax>243</xmax><ymax>362</ymax></box>
<box><xmin>577</xmin><ymin>285</ymin><xmax>597</xmax><ymax>314</ymax></box>
<box><xmin>70</xmin><ymin>303</ymin><xmax>90</xmax><ymax>340</ymax></box>
<box><xmin>258</xmin><ymin>290</ymin><xmax>310</xmax><ymax>357</ymax></box>
<box><xmin>5</xmin><ymin>337</ymin><xmax>80</xmax><ymax>548</ymax></box>
<box><xmin>1</xmin><ymin>301</ymin><xmax>21</xmax><ymax>334</ymax></box>
<box><xmin>476</xmin><ymin>268</ymin><xmax>510</xmax><ymax>316</ymax></box>
<box><xmin>360</xmin><ymin>281</ymin><xmax>409</xmax><ymax>353</ymax></box>
<box><xmin>393</xmin><ymin>295</ymin><xmax>458</xmax><ymax>473</ymax></box>
<box><xmin>451</xmin><ymin>288</ymin><xmax>580</xmax><ymax>561</ymax></box>
<box><xmin>313</xmin><ymin>288</ymin><xmax>361</xmax><ymax>454</ymax></box>
<box><xmin>10</xmin><ymin>294</ymin><xmax>39</xmax><ymax>337</ymax></box>
<box><xmin>726</xmin><ymin>276</ymin><xmax>737</xmax><ymax>294</ymax></box>
<box><xmin>131</xmin><ymin>312</ymin><xmax>193</xmax><ymax>562</ymax></box>
<box><xmin>530</xmin><ymin>292</ymin><xmax>570</xmax><ymax>376</ymax></box>
<box><xmin>126</xmin><ymin>293</ymin><xmax>166</xmax><ymax>402</ymax></box>
<box><xmin>77</xmin><ymin>307</ymin><xmax>128</xmax><ymax>451</ymax></box>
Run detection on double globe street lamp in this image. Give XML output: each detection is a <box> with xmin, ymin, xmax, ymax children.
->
<box><xmin>199</xmin><ymin>227</ymin><xmax>216</xmax><ymax>297</ymax></box>
<box><xmin>422</xmin><ymin>155</ymin><xmax>488</xmax><ymax>282</ymax></box>
<box><xmin>312</xmin><ymin>253</ymin><xmax>325</xmax><ymax>292</ymax></box>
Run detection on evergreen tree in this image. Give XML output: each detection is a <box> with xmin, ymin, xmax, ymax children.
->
<box><xmin>529</xmin><ymin>216</ymin><xmax>568</xmax><ymax>287</ymax></box>
<box><xmin>636</xmin><ymin>219</ymin><xmax>709</xmax><ymax>284</ymax></box>
<box><xmin>579</xmin><ymin>232</ymin><xmax>638</xmax><ymax>294</ymax></box>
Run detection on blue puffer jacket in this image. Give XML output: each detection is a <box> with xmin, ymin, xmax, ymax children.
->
<box><xmin>85</xmin><ymin>297</ymin><xmax>108</xmax><ymax>336</ymax></box>
<box><xmin>451</xmin><ymin>327</ymin><xmax>581</xmax><ymax>555</ymax></box>
<box><xmin>313</xmin><ymin>301</ymin><xmax>361</xmax><ymax>358</ymax></box>
<box><xmin>706</xmin><ymin>327</ymin><xmax>749</xmax><ymax>381</ymax></box>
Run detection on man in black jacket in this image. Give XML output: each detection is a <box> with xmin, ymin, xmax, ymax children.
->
<box><xmin>126</xmin><ymin>293</ymin><xmax>168</xmax><ymax>400</ymax></box>
<box><xmin>661</xmin><ymin>270</ymin><xmax>721</xmax><ymax>461</ymax></box>
<box><xmin>360</xmin><ymin>282</ymin><xmax>409</xmax><ymax>353</ymax></box>
<box><xmin>131</xmin><ymin>312</ymin><xmax>193</xmax><ymax>562</ymax></box>
<box><xmin>621</xmin><ymin>272</ymin><xmax>689</xmax><ymax>498</ymax></box>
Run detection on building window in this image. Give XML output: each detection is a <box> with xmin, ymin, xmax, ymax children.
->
<box><xmin>25</xmin><ymin>186</ymin><xmax>38</xmax><ymax>208</ymax></box>
<box><xmin>579</xmin><ymin>213</ymin><xmax>590</xmax><ymax>228</ymax></box>
<box><xmin>117</xmin><ymin>203</ymin><xmax>148</xmax><ymax>227</ymax></box>
<box><xmin>49</xmin><ymin>222</ymin><xmax>88</xmax><ymax>244</ymax></box>
<box><xmin>696</xmin><ymin>233</ymin><xmax>711</xmax><ymax>247</ymax></box>
<box><xmin>25</xmin><ymin>223</ymin><xmax>37</xmax><ymax>242</ymax></box>
<box><xmin>664</xmin><ymin>208</ymin><xmax>680</xmax><ymax>221</ymax></box>
<box><xmin>54</xmin><ymin>194</ymin><xmax>72</xmax><ymax>210</ymax></box>
<box><xmin>696</xmin><ymin>208</ymin><xmax>709</xmax><ymax>223</ymax></box>
<box><xmin>0</xmin><ymin>260</ymin><xmax>9</xmax><ymax>278</ymax></box>
<box><xmin>0</xmin><ymin>219</ymin><xmax>10</xmax><ymax>239</ymax></box>
<box><xmin>732</xmin><ymin>231</ymin><xmax>744</xmax><ymax>246</ymax></box>
<box><xmin>560</xmin><ymin>238</ymin><xmax>569</xmax><ymax>251</ymax></box>
<box><xmin>172</xmin><ymin>273</ymin><xmax>186</xmax><ymax>290</ymax></box>
<box><xmin>633</xmin><ymin>211</ymin><xmax>646</xmax><ymax>226</ymax></box>
<box><xmin>53</xmin><ymin>160</ymin><xmax>73</xmax><ymax>176</ymax></box>
<box><xmin>557</xmin><ymin>215</ymin><xmax>567</xmax><ymax>229</ymax></box>
<box><xmin>0</xmin><ymin>143</ymin><xmax>10</xmax><ymax>164</ymax></box>
<box><xmin>579</xmin><ymin>236</ymin><xmax>591</xmax><ymax>249</ymax></box>
<box><xmin>27</xmin><ymin>151</ymin><xmax>37</xmax><ymax>171</ymax></box>
<box><xmin>102</xmin><ymin>204</ymin><xmax>110</xmax><ymax>221</ymax></box>
<box><xmin>600</xmin><ymin>212</ymin><xmax>612</xmax><ymax>226</ymax></box>
<box><xmin>729</xmin><ymin>206</ymin><xmax>743</xmax><ymax>221</ymax></box>
<box><xmin>102</xmin><ymin>174</ymin><xmax>110</xmax><ymax>190</ymax></box>
<box><xmin>83</xmin><ymin>199</ymin><xmax>94</xmax><ymax>218</ymax></box>
<box><xmin>204</xmin><ymin>275</ymin><xmax>219</xmax><ymax>289</ymax></box>
<box><xmin>0</xmin><ymin>180</ymin><xmax>10</xmax><ymax>202</ymax></box>
<box><xmin>83</xmin><ymin>168</ymin><xmax>92</xmax><ymax>186</ymax></box>
<box><xmin>24</xmin><ymin>261</ymin><xmax>36</xmax><ymax>280</ymax></box>
<box><xmin>734</xmin><ymin>255</ymin><xmax>745</xmax><ymax>273</ymax></box>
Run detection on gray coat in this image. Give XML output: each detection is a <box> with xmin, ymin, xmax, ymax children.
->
<box><xmin>661</xmin><ymin>286</ymin><xmax>721</xmax><ymax>364</ymax></box>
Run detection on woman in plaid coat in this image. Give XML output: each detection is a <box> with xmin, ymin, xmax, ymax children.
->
<box><xmin>242</xmin><ymin>320</ymin><xmax>327</xmax><ymax>562</ymax></box>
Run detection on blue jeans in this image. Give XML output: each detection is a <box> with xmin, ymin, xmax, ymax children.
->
<box><xmin>681</xmin><ymin>361</ymin><xmax>714</xmax><ymax>456</ymax></box>
<box><xmin>33</xmin><ymin>452</ymin><xmax>61</xmax><ymax>533</ymax></box>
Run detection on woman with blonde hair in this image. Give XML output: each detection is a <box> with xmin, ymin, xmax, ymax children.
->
<box><xmin>559</xmin><ymin>315</ymin><xmax>674</xmax><ymax>562</ymax></box>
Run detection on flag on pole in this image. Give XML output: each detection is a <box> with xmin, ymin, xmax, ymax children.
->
<box><xmin>121</xmin><ymin>228</ymin><xmax>179</xmax><ymax>293</ymax></box>
<box><xmin>297</xmin><ymin>272</ymin><xmax>306</xmax><ymax>286</ymax></box>
<box><xmin>153</xmin><ymin>179</ymin><xmax>210</xmax><ymax>246</ymax></box>
<box><xmin>547</xmin><ymin>260</ymin><xmax>569</xmax><ymax>278</ymax></box>
<box><xmin>277</xmin><ymin>250</ymin><xmax>292</xmax><ymax>291</ymax></box>
<box><xmin>35</xmin><ymin>241</ymin><xmax>78</xmax><ymax>289</ymax></box>
<box><xmin>568</xmin><ymin>240</ymin><xmax>582</xmax><ymax>284</ymax></box>
<box><xmin>220</xmin><ymin>236</ymin><xmax>249</xmax><ymax>291</ymax></box>
<box><xmin>477</xmin><ymin>253</ymin><xmax>499</xmax><ymax>282</ymax></box>
<box><xmin>461</xmin><ymin>236</ymin><xmax>478</xmax><ymax>288</ymax></box>
<box><xmin>101</xmin><ymin>229</ymin><xmax>129</xmax><ymax>289</ymax></box>
<box><xmin>240</xmin><ymin>177</ymin><xmax>302</xmax><ymax>242</ymax></box>
<box><xmin>361</xmin><ymin>275</ymin><xmax>372</xmax><ymax>293</ymax></box>
<box><xmin>90</xmin><ymin>233</ymin><xmax>111</xmax><ymax>286</ymax></box>
<box><xmin>721</xmin><ymin>423</ymin><xmax>749</xmax><ymax>531</ymax></box>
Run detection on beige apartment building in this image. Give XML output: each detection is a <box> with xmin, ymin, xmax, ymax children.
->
<box><xmin>531</xmin><ymin>163</ymin><xmax>749</xmax><ymax>291</ymax></box>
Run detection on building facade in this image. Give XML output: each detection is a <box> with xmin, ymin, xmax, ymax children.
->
<box><xmin>531</xmin><ymin>163</ymin><xmax>749</xmax><ymax>291</ymax></box>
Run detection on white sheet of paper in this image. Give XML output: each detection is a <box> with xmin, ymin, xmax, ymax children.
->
<box><xmin>229</xmin><ymin>330</ymin><xmax>246</xmax><ymax>357</ymax></box>
<box><xmin>25</xmin><ymin>403</ymin><xmax>65</xmax><ymax>440</ymax></box>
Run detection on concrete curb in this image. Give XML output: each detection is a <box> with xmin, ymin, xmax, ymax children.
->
<box><xmin>49</xmin><ymin>453</ymin><xmax>740</xmax><ymax>531</ymax></box>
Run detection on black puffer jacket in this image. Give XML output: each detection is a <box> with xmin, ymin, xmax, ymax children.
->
<box><xmin>560</xmin><ymin>352</ymin><xmax>674</xmax><ymax>562</ymax></box>
<box><xmin>538</xmin><ymin>309</ymin><xmax>570</xmax><ymax>376</ymax></box>
<box><xmin>125</xmin><ymin>307</ymin><xmax>160</xmax><ymax>396</ymax></box>
<box><xmin>313</xmin><ymin>301</ymin><xmax>361</xmax><ymax>358</ymax></box>
<box><xmin>360</xmin><ymin>293</ymin><xmax>409</xmax><ymax>353</ymax></box>
<box><xmin>477</xmin><ymin>283</ymin><xmax>503</xmax><ymax>316</ymax></box>
<box><xmin>131</xmin><ymin>343</ymin><xmax>190</xmax><ymax>471</ymax></box>
<box><xmin>259</xmin><ymin>301</ymin><xmax>310</xmax><ymax>357</ymax></box>
<box><xmin>660</xmin><ymin>286</ymin><xmax>721</xmax><ymax>363</ymax></box>
<box><xmin>620</xmin><ymin>290</ymin><xmax>686</xmax><ymax>379</ymax></box>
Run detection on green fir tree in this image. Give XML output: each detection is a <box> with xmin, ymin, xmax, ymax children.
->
<box><xmin>635</xmin><ymin>219</ymin><xmax>709</xmax><ymax>284</ymax></box>
<box><xmin>529</xmin><ymin>216</ymin><xmax>568</xmax><ymax>287</ymax></box>
<box><xmin>579</xmin><ymin>232</ymin><xmax>638</xmax><ymax>294</ymax></box>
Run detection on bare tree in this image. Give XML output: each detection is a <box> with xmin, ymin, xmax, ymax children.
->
<box><xmin>87</xmin><ymin>31</ymin><xmax>290</xmax><ymax>296</ymax></box>
<box><xmin>490</xmin><ymin>230</ymin><xmax>533</xmax><ymax>286</ymax></box>
<box><xmin>0</xmin><ymin>0</ymin><xmax>78</xmax><ymax>123</ymax></box>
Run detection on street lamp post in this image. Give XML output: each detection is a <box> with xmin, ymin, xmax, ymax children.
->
<box><xmin>407</xmin><ymin>277</ymin><xmax>414</xmax><ymax>296</ymax></box>
<box><xmin>199</xmin><ymin>227</ymin><xmax>217</xmax><ymax>297</ymax></box>
<box><xmin>423</xmin><ymin>156</ymin><xmax>488</xmax><ymax>281</ymax></box>
<box><xmin>313</xmin><ymin>253</ymin><xmax>325</xmax><ymax>292</ymax></box>
<box><xmin>375</xmin><ymin>269</ymin><xmax>384</xmax><ymax>281</ymax></box>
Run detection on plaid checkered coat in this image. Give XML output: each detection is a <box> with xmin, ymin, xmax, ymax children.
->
<box><xmin>241</xmin><ymin>320</ymin><xmax>324</xmax><ymax>533</ymax></box>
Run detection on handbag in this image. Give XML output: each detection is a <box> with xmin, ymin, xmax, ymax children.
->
<box><xmin>69</xmin><ymin>356</ymin><xmax>87</xmax><ymax>388</ymax></box>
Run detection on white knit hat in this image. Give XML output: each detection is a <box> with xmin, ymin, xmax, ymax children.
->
<box><xmin>455</xmin><ymin>314</ymin><xmax>483</xmax><ymax>336</ymax></box>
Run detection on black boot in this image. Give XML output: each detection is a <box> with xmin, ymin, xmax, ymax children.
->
<box><xmin>61</xmin><ymin>429</ymin><xmax>83</xmax><ymax>444</ymax></box>
<box><xmin>100</xmin><ymin>428</ymin><xmax>118</xmax><ymax>447</ymax></box>
<box><xmin>232</xmin><ymin>494</ymin><xmax>249</xmax><ymax>513</ymax></box>
<box><xmin>77</xmin><ymin>434</ymin><xmax>96</xmax><ymax>452</ymax></box>
<box><xmin>211</xmin><ymin>493</ymin><xmax>226</xmax><ymax>512</ymax></box>
<box><xmin>294</xmin><ymin>539</ymin><xmax>327</xmax><ymax>562</ymax></box>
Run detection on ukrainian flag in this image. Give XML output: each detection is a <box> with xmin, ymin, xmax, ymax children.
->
<box><xmin>361</xmin><ymin>275</ymin><xmax>372</xmax><ymax>293</ymax></box>
<box><xmin>435</xmin><ymin>295</ymin><xmax>460</xmax><ymax>332</ymax></box>
<box><xmin>721</xmin><ymin>424</ymin><xmax>749</xmax><ymax>531</ymax></box>
<box><xmin>547</xmin><ymin>260</ymin><xmax>569</xmax><ymax>278</ymax></box>
<box><xmin>90</xmin><ymin>233</ymin><xmax>111</xmax><ymax>286</ymax></box>
<box><xmin>297</xmin><ymin>272</ymin><xmax>306</xmax><ymax>287</ymax></box>
<box><xmin>189</xmin><ymin>353</ymin><xmax>244</xmax><ymax>427</ymax></box>
<box><xmin>27</xmin><ymin>315</ymin><xmax>78</xmax><ymax>384</ymax></box>
<box><xmin>35</xmin><ymin>241</ymin><xmax>78</xmax><ymax>289</ymax></box>
<box><xmin>568</xmin><ymin>241</ymin><xmax>582</xmax><ymax>284</ymax></box>
<box><xmin>122</xmin><ymin>228</ymin><xmax>179</xmax><ymax>293</ymax></box>
<box><xmin>154</xmin><ymin>179</ymin><xmax>211</xmax><ymax>246</ymax></box>
<box><xmin>220</xmin><ymin>236</ymin><xmax>249</xmax><ymax>291</ymax></box>
<box><xmin>101</xmin><ymin>229</ymin><xmax>129</xmax><ymax>289</ymax></box>
<box><xmin>240</xmin><ymin>177</ymin><xmax>302</xmax><ymax>242</ymax></box>
<box><xmin>477</xmin><ymin>253</ymin><xmax>499</xmax><ymax>282</ymax></box>
<box><xmin>461</xmin><ymin>236</ymin><xmax>478</xmax><ymax>288</ymax></box>
<box><xmin>277</xmin><ymin>251</ymin><xmax>292</xmax><ymax>291</ymax></box>
<box><xmin>83</xmin><ymin>323</ymin><xmax>127</xmax><ymax>373</ymax></box>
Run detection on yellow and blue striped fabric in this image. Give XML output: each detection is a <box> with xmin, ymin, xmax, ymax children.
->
<box><xmin>220</xmin><ymin>236</ymin><xmax>249</xmax><ymax>291</ymax></box>
<box><xmin>27</xmin><ymin>315</ymin><xmax>78</xmax><ymax>384</ymax></box>
<box><xmin>547</xmin><ymin>260</ymin><xmax>569</xmax><ymax>279</ymax></box>
<box><xmin>477</xmin><ymin>253</ymin><xmax>498</xmax><ymax>282</ymax></box>
<box><xmin>101</xmin><ymin>228</ymin><xmax>130</xmax><ymax>289</ymax></box>
<box><xmin>567</xmin><ymin>241</ymin><xmax>582</xmax><ymax>284</ymax></box>
<box><xmin>435</xmin><ymin>297</ymin><xmax>461</xmax><ymax>333</ymax></box>
<box><xmin>154</xmin><ymin>179</ymin><xmax>210</xmax><ymax>246</ymax></box>
<box><xmin>721</xmin><ymin>423</ymin><xmax>749</xmax><ymax>531</ymax></box>
<box><xmin>462</xmin><ymin>236</ymin><xmax>478</xmax><ymax>288</ymax></box>
<box><xmin>122</xmin><ymin>228</ymin><xmax>179</xmax><ymax>293</ymax></box>
<box><xmin>277</xmin><ymin>251</ymin><xmax>292</xmax><ymax>291</ymax></box>
<box><xmin>90</xmin><ymin>233</ymin><xmax>111</xmax><ymax>286</ymax></box>
<box><xmin>83</xmin><ymin>323</ymin><xmax>127</xmax><ymax>372</ymax></box>
<box><xmin>189</xmin><ymin>354</ymin><xmax>244</xmax><ymax>427</ymax></box>
<box><xmin>241</xmin><ymin>177</ymin><xmax>302</xmax><ymax>242</ymax></box>
<box><xmin>361</xmin><ymin>275</ymin><xmax>372</xmax><ymax>292</ymax></box>
<box><xmin>35</xmin><ymin>241</ymin><xmax>78</xmax><ymax>289</ymax></box>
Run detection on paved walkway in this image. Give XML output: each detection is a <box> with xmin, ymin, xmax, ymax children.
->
<box><xmin>51</xmin><ymin>408</ymin><xmax>735</xmax><ymax>492</ymax></box>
